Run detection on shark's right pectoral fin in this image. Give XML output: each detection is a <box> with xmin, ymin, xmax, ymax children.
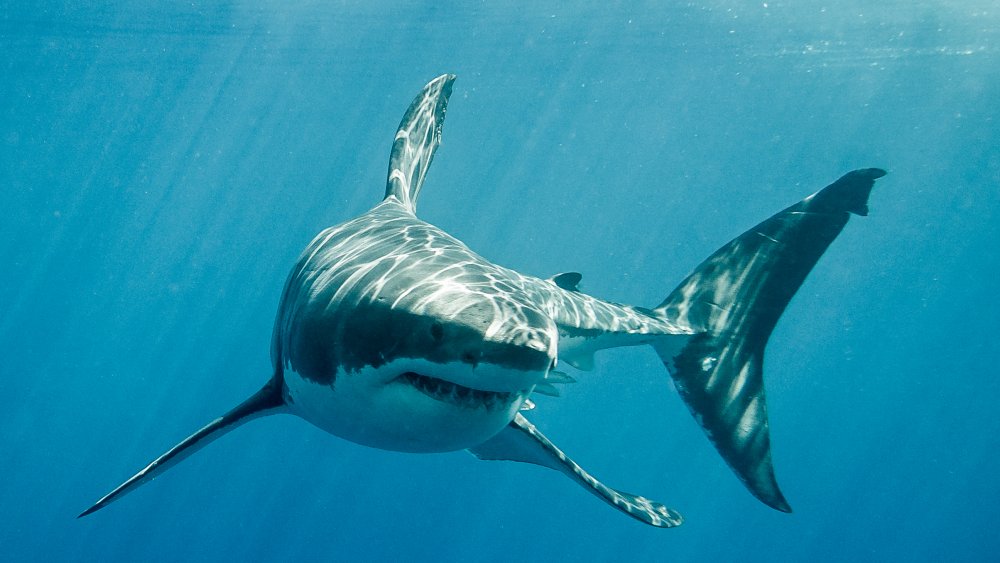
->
<box><xmin>469</xmin><ymin>413</ymin><xmax>683</xmax><ymax>528</ymax></box>
<box><xmin>78</xmin><ymin>376</ymin><xmax>286</xmax><ymax>518</ymax></box>
<box><xmin>653</xmin><ymin>168</ymin><xmax>886</xmax><ymax>512</ymax></box>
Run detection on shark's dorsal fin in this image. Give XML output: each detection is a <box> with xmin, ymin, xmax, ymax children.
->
<box><xmin>384</xmin><ymin>74</ymin><xmax>456</xmax><ymax>214</ymax></box>
<box><xmin>469</xmin><ymin>413</ymin><xmax>683</xmax><ymax>527</ymax></box>
<box><xmin>549</xmin><ymin>272</ymin><xmax>583</xmax><ymax>292</ymax></box>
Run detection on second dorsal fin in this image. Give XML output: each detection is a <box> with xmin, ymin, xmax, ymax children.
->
<box><xmin>383</xmin><ymin>74</ymin><xmax>456</xmax><ymax>214</ymax></box>
<box><xmin>549</xmin><ymin>272</ymin><xmax>583</xmax><ymax>292</ymax></box>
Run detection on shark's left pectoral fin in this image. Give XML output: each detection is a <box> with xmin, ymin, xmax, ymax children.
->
<box><xmin>469</xmin><ymin>413</ymin><xmax>683</xmax><ymax>528</ymax></box>
<box><xmin>78</xmin><ymin>376</ymin><xmax>286</xmax><ymax>518</ymax></box>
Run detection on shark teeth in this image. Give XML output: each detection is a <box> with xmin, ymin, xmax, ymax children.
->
<box><xmin>400</xmin><ymin>372</ymin><xmax>513</xmax><ymax>411</ymax></box>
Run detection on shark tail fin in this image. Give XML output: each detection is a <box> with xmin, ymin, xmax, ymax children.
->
<box><xmin>384</xmin><ymin>74</ymin><xmax>456</xmax><ymax>214</ymax></box>
<box><xmin>651</xmin><ymin>168</ymin><xmax>886</xmax><ymax>511</ymax></box>
<box><xmin>78</xmin><ymin>376</ymin><xmax>286</xmax><ymax>518</ymax></box>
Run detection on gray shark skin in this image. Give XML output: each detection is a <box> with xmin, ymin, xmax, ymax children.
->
<box><xmin>79</xmin><ymin>74</ymin><xmax>885</xmax><ymax>528</ymax></box>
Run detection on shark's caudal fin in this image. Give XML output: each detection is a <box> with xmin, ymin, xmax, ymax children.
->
<box><xmin>78</xmin><ymin>376</ymin><xmax>286</xmax><ymax>518</ymax></box>
<box><xmin>470</xmin><ymin>414</ymin><xmax>684</xmax><ymax>527</ymax></box>
<box><xmin>653</xmin><ymin>168</ymin><xmax>886</xmax><ymax>512</ymax></box>
<box><xmin>383</xmin><ymin>74</ymin><xmax>456</xmax><ymax>214</ymax></box>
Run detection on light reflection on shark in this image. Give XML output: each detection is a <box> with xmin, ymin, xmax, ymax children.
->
<box><xmin>80</xmin><ymin>74</ymin><xmax>885</xmax><ymax>527</ymax></box>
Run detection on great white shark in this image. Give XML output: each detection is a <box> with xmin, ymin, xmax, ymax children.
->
<box><xmin>80</xmin><ymin>74</ymin><xmax>885</xmax><ymax>527</ymax></box>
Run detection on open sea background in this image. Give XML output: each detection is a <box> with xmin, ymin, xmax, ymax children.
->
<box><xmin>2</xmin><ymin>2</ymin><xmax>998</xmax><ymax>561</ymax></box>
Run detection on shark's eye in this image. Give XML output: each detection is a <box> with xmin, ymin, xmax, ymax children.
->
<box><xmin>430</xmin><ymin>322</ymin><xmax>444</xmax><ymax>342</ymax></box>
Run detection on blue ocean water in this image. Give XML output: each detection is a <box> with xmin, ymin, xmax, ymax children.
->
<box><xmin>2</xmin><ymin>2</ymin><xmax>998</xmax><ymax>561</ymax></box>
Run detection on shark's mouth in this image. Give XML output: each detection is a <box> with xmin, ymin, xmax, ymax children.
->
<box><xmin>399</xmin><ymin>371</ymin><xmax>513</xmax><ymax>410</ymax></box>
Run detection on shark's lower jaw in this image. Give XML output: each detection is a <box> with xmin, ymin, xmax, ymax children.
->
<box><xmin>399</xmin><ymin>371</ymin><xmax>513</xmax><ymax>411</ymax></box>
<box><xmin>283</xmin><ymin>362</ymin><xmax>531</xmax><ymax>453</ymax></box>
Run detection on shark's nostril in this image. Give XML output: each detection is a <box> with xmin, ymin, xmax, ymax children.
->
<box><xmin>461</xmin><ymin>351</ymin><xmax>479</xmax><ymax>366</ymax></box>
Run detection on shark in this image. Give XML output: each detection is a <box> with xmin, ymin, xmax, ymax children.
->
<box><xmin>79</xmin><ymin>74</ymin><xmax>885</xmax><ymax>527</ymax></box>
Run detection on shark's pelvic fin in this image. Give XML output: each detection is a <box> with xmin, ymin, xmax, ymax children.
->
<box><xmin>653</xmin><ymin>168</ymin><xmax>886</xmax><ymax>512</ymax></box>
<box><xmin>469</xmin><ymin>413</ymin><xmax>684</xmax><ymax>528</ymax></box>
<box><xmin>564</xmin><ymin>353</ymin><xmax>596</xmax><ymax>371</ymax></box>
<box><xmin>384</xmin><ymin>74</ymin><xmax>456</xmax><ymax>214</ymax></box>
<box><xmin>78</xmin><ymin>375</ymin><xmax>287</xmax><ymax>518</ymax></box>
